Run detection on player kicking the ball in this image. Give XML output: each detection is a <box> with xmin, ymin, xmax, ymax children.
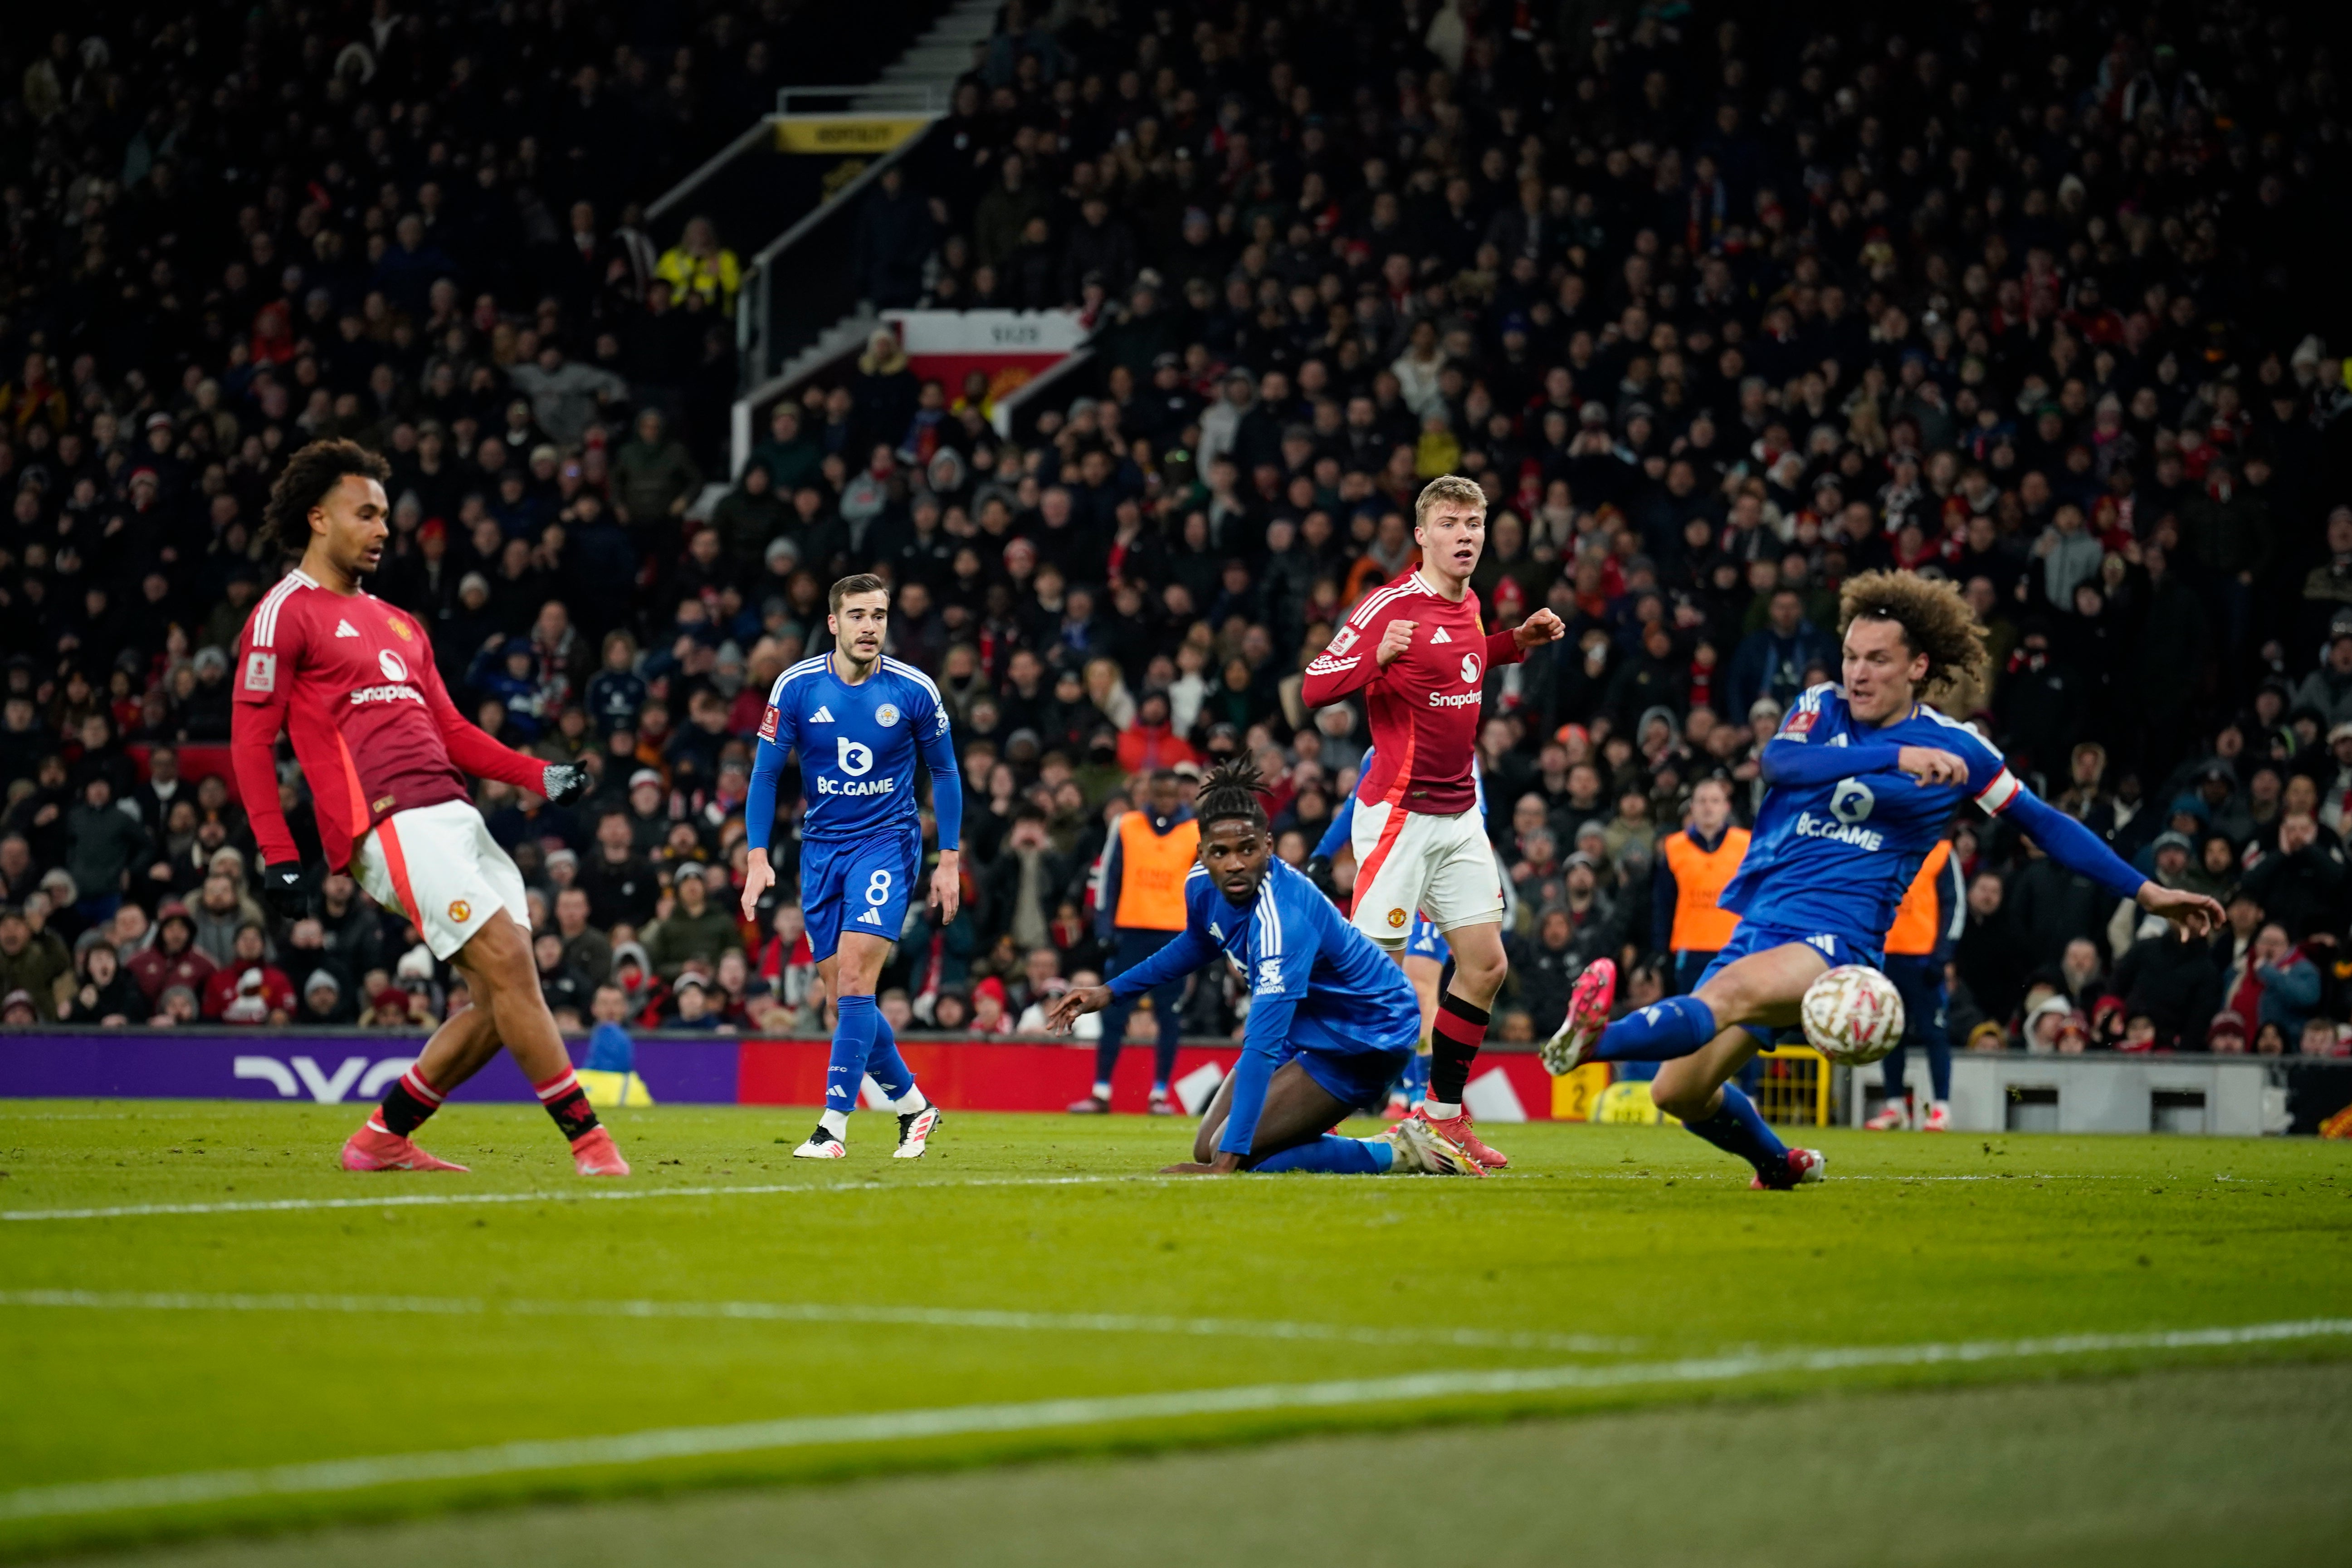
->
<box><xmin>1544</xmin><ymin>572</ymin><xmax>2222</xmax><ymax>1187</ymax></box>
<box><xmin>741</xmin><ymin>574</ymin><xmax>960</xmax><ymax>1160</ymax></box>
<box><xmin>1044</xmin><ymin>761</ymin><xmax>1482</xmax><ymax>1177</ymax></box>
<box><xmin>230</xmin><ymin>440</ymin><xmax>622</xmax><ymax>1176</ymax></box>
<box><xmin>1300</xmin><ymin>474</ymin><xmax>1564</xmax><ymax>1167</ymax></box>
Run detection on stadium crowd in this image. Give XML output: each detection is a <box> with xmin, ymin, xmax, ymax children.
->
<box><xmin>5</xmin><ymin>0</ymin><xmax>2352</xmax><ymax>1066</ymax></box>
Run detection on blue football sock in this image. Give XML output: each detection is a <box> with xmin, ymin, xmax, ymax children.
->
<box><xmin>1927</xmin><ymin>1040</ymin><xmax>1952</xmax><ymax>1101</ymax></box>
<box><xmin>1249</xmin><ymin>1136</ymin><xmax>1388</xmax><ymax>1174</ymax></box>
<box><xmin>1594</xmin><ymin>995</ymin><xmax>1719</xmax><ymax>1062</ymax></box>
<box><xmin>864</xmin><ymin>1012</ymin><xmax>917</xmax><ymax>1104</ymax></box>
<box><xmin>826</xmin><ymin>994</ymin><xmax>878</xmax><ymax>1117</ymax></box>
<box><xmin>1407</xmin><ymin>1051</ymin><xmax>1429</xmax><ymax>1103</ymax></box>
<box><xmin>1683</xmin><ymin>1083</ymin><xmax>1789</xmax><ymax>1176</ymax></box>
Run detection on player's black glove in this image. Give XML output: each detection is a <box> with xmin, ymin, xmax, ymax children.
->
<box><xmin>542</xmin><ymin>763</ymin><xmax>591</xmax><ymax>806</ymax></box>
<box><xmin>1304</xmin><ymin>854</ymin><xmax>1336</xmax><ymax>900</ymax></box>
<box><xmin>259</xmin><ymin>861</ymin><xmax>311</xmax><ymax>920</ymax></box>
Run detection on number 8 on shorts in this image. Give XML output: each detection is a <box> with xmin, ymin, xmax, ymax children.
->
<box><xmin>798</xmin><ymin>821</ymin><xmax>924</xmax><ymax>962</ymax></box>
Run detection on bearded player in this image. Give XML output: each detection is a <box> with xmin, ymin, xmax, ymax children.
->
<box><xmin>231</xmin><ymin>439</ymin><xmax>624</xmax><ymax>1176</ymax></box>
<box><xmin>1544</xmin><ymin>572</ymin><xmax>2222</xmax><ymax>1187</ymax></box>
<box><xmin>740</xmin><ymin>573</ymin><xmax>959</xmax><ymax>1161</ymax></box>
<box><xmin>1299</xmin><ymin>474</ymin><xmax>1565</xmax><ymax>1167</ymax></box>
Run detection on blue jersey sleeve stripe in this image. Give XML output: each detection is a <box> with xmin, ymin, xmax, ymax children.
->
<box><xmin>1254</xmin><ymin>884</ymin><xmax>1283</xmax><ymax>956</ymax></box>
<box><xmin>880</xmin><ymin>657</ymin><xmax>944</xmax><ymax>702</ymax></box>
<box><xmin>768</xmin><ymin>656</ymin><xmax>827</xmax><ymax>704</ymax></box>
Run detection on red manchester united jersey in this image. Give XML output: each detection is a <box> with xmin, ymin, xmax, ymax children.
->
<box><xmin>1300</xmin><ymin>570</ymin><xmax>1526</xmax><ymax>815</ymax></box>
<box><xmin>230</xmin><ymin>569</ymin><xmax>547</xmax><ymax>869</ymax></box>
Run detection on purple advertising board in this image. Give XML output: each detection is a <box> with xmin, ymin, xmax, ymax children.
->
<box><xmin>0</xmin><ymin>1033</ymin><xmax>744</xmax><ymax>1105</ymax></box>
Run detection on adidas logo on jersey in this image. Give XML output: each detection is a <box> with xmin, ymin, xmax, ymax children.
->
<box><xmin>335</xmin><ymin>620</ymin><xmax>359</xmax><ymax>638</ymax></box>
<box><xmin>1429</xmin><ymin>626</ymin><xmax>1452</xmax><ymax>643</ymax></box>
<box><xmin>857</xmin><ymin>908</ymin><xmax>884</xmax><ymax>926</ymax></box>
<box><xmin>810</xmin><ymin>706</ymin><xmax>834</xmax><ymax>723</ymax></box>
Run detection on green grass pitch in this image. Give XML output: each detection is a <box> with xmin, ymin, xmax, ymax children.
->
<box><xmin>1</xmin><ymin>1102</ymin><xmax>2347</xmax><ymax>1563</ymax></box>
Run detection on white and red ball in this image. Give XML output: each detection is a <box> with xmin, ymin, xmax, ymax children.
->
<box><xmin>1799</xmin><ymin>964</ymin><xmax>1907</xmax><ymax>1065</ymax></box>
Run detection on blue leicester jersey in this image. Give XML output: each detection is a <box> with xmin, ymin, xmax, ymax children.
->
<box><xmin>1202</xmin><ymin>859</ymin><xmax>1424</xmax><ymax>1060</ymax></box>
<box><xmin>1108</xmin><ymin>859</ymin><xmax>1422</xmax><ymax>1058</ymax></box>
<box><xmin>1108</xmin><ymin>857</ymin><xmax>1422</xmax><ymax>1157</ymax></box>
<box><xmin>1720</xmin><ymin>684</ymin><xmax>2021</xmax><ymax>943</ymax></box>
<box><xmin>750</xmin><ymin>654</ymin><xmax>960</xmax><ymax>847</ymax></box>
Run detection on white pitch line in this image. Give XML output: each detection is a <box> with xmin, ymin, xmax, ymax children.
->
<box><xmin>0</xmin><ymin>1289</ymin><xmax>1639</xmax><ymax>1356</ymax></box>
<box><xmin>0</xmin><ymin>1173</ymin><xmax>1132</xmax><ymax>1223</ymax></box>
<box><xmin>0</xmin><ymin>1112</ymin><xmax>145</xmax><ymax>1121</ymax></box>
<box><xmin>4</xmin><ymin>1317</ymin><xmax>2345</xmax><ymax>1524</ymax></box>
<box><xmin>1579</xmin><ymin>1172</ymin><xmax>2137</xmax><ymax>1182</ymax></box>
<box><xmin>0</xmin><ymin>1169</ymin><xmax>2162</xmax><ymax>1222</ymax></box>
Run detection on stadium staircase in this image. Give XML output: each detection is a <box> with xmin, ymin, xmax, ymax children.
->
<box><xmin>652</xmin><ymin>0</ymin><xmax>1000</xmax><ymax>496</ymax></box>
<box><xmin>719</xmin><ymin>0</ymin><xmax>1005</xmax><ymax>475</ymax></box>
<box><xmin>863</xmin><ymin>0</ymin><xmax>1000</xmax><ymax>108</ymax></box>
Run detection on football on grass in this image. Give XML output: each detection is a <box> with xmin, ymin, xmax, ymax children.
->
<box><xmin>1800</xmin><ymin>965</ymin><xmax>1907</xmax><ymax>1065</ymax></box>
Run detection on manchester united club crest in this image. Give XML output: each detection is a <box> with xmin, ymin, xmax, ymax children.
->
<box><xmin>448</xmin><ymin>900</ymin><xmax>472</xmax><ymax>923</ymax></box>
<box><xmin>1387</xmin><ymin>908</ymin><xmax>1408</xmax><ymax>928</ymax></box>
<box><xmin>387</xmin><ymin>615</ymin><xmax>414</xmax><ymax>640</ymax></box>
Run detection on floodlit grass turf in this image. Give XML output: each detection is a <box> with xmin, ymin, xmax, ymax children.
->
<box><xmin>40</xmin><ymin>1362</ymin><xmax>2352</xmax><ymax>1568</ymax></box>
<box><xmin>0</xmin><ymin>1101</ymin><xmax>2347</xmax><ymax>1558</ymax></box>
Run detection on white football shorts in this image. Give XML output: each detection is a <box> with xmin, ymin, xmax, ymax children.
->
<box><xmin>352</xmin><ymin>798</ymin><xmax>532</xmax><ymax>960</ymax></box>
<box><xmin>1348</xmin><ymin>798</ymin><xmax>1504</xmax><ymax>947</ymax></box>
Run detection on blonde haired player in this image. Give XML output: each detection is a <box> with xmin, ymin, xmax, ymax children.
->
<box><xmin>1300</xmin><ymin>474</ymin><xmax>1565</xmax><ymax>1166</ymax></box>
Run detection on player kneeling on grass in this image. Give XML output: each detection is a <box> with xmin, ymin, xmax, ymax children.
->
<box><xmin>1544</xmin><ymin>571</ymin><xmax>2223</xmax><ymax>1188</ymax></box>
<box><xmin>231</xmin><ymin>440</ymin><xmax>623</xmax><ymax>1176</ymax></box>
<box><xmin>740</xmin><ymin>574</ymin><xmax>957</xmax><ymax>1160</ymax></box>
<box><xmin>1045</xmin><ymin>761</ymin><xmax>1482</xmax><ymax>1177</ymax></box>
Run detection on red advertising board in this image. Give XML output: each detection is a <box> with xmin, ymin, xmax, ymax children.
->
<box><xmin>738</xmin><ymin>1038</ymin><xmax>1560</xmax><ymax>1120</ymax></box>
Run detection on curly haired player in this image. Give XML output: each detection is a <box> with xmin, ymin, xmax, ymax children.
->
<box><xmin>1544</xmin><ymin>571</ymin><xmax>2222</xmax><ymax>1188</ymax></box>
<box><xmin>231</xmin><ymin>439</ymin><xmax>621</xmax><ymax>1176</ymax></box>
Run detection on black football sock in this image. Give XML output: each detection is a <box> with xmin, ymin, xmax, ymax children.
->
<box><xmin>369</xmin><ymin>1065</ymin><xmax>444</xmax><ymax>1137</ymax></box>
<box><xmin>1427</xmin><ymin>989</ymin><xmax>1491</xmax><ymax>1108</ymax></box>
<box><xmin>533</xmin><ymin>1067</ymin><xmax>601</xmax><ymax>1142</ymax></box>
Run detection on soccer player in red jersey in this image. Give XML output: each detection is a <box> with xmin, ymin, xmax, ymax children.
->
<box><xmin>229</xmin><ymin>439</ymin><xmax>625</xmax><ymax>1176</ymax></box>
<box><xmin>1299</xmin><ymin>474</ymin><xmax>1564</xmax><ymax>1167</ymax></box>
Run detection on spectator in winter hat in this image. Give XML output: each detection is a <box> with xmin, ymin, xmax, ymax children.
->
<box><xmin>2206</xmin><ymin>1011</ymin><xmax>2249</xmax><ymax>1055</ymax></box>
<box><xmin>298</xmin><ymin>969</ymin><xmax>349</xmax><ymax>1026</ymax></box>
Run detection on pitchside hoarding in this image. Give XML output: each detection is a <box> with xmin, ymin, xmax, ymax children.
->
<box><xmin>0</xmin><ymin>1034</ymin><xmax>1559</xmax><ymax>1121</ymax></box>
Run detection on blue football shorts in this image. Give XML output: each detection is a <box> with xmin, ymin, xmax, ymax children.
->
<box><xmin>798</xmin><ymin>819</ymin><xmax>924</xmax><ymax>962</ymax></box>
<box><xmin>1694</xmin><ymin>919</ymin><xmax>1885</xmax><ymax>1051</ymax></box>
